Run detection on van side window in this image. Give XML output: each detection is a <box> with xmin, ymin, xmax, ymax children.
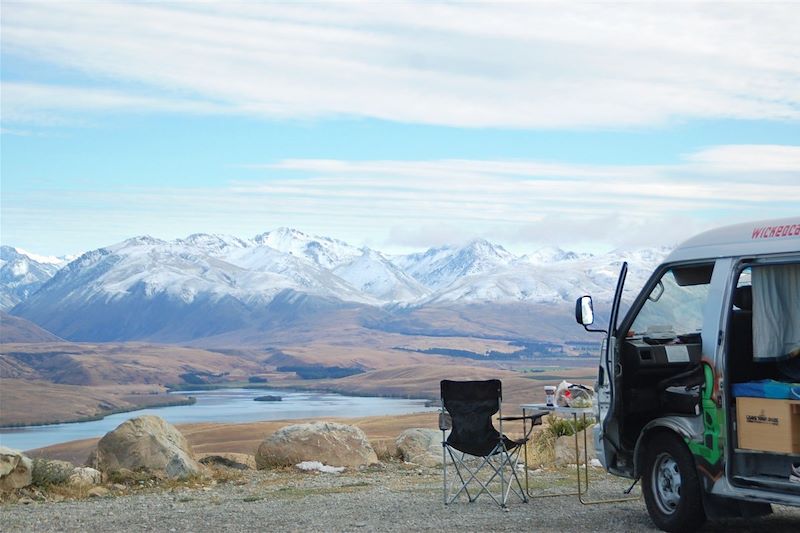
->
<box><xmin>630</xmin><ymin>264</ymin><xmax>713</xmax><ymax>338</ymax></box>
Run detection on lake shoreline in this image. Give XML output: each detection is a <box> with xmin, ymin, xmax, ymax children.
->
<box><xmin>0</xmin><ymin>396</ymin><xmax>197</xmax><ymax>430</ymax></box>
<box><xmin>0</xmin><ymin>387</ymin><xmax>436</xmax><ymax>453</ymax></box>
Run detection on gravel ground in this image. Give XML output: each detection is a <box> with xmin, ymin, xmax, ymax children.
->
<box><xmin>2</xmin><ymin>463</ymin><xmax>800</xmax><ymax>532</ymax></box>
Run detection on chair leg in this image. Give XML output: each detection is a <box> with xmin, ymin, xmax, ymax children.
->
<box><xmin>482</xmin><ymin>446</ymin><xmax>528</xmax><ymax>506</ymax></box>
<box><xmin>505</xmin><ymin>447</ymin><xmax>528</xmax><ymax>503</ymax></box>
<box><xmin>442</xmin><ymin>431</ymin><xmax>447</xmax><ymax>505</ymax></box>
<box><xmin>442</xmin><ymin>443</ymin><xmax>529</xmax><ymax>508</ymax></box>
<box><xmin>445</xmin><ymin>448</ymin><xmax>477</xmax><ymax>504</ymax></box>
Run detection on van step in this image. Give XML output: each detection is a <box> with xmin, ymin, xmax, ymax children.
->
<box><xmin>735</xmin><ymin>448</ymin><xmax>800</xmax><ymax>458</ymax></box>
<box><xmin>733</xmin><ymin>473</ymin><xmax>800</xmax><ymax>494</ymax></box>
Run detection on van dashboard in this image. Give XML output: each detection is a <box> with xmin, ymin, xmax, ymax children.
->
<box><xmin>622</xmin><ymin>336</ymin><xmax>702</xmax><ymax>374</ymax></box>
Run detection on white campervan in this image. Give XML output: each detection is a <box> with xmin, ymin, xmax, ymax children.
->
<box><xmin>576</xmin><ymin>217</ymin><xmax>800</xmax><ymax>532</ymax></box>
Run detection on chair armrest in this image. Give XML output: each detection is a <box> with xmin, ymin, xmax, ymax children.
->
<box><xmin>499</xmin><ymin>411</ymin><xmax>548</xmax><ymax>425</ymax></box>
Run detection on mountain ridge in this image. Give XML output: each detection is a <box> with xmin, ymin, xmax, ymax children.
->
<box><xmin>3</xmin><ymin>230</ymin><xmax>669</xmax><ymax>344</ymax></box>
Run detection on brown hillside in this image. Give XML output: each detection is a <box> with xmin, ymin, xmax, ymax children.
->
<box><xmin>0</xmin><ymin>312</ymin><xmax>63</xmax><ymax>343</ymax></box>
<box><xmin>0</xmin><ymin>378</ymin><xmax>192</xmax><ymax>427</ymax></box>
<box><xmin>0</xmin><ymin>342</ymin><xmax>265</xmax><ymax>386</ymax></box>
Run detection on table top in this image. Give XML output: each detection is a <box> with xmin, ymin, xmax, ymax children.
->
<box><xmin>520</xmin><ymin>403</ymin><xmax>594</xmax><ymax>414</ymax></box>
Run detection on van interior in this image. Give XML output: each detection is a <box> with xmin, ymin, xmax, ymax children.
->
<box><xmin>726</xmin><ymin>263</ymin><xmax>800</xmax><ymax>495</ymax></box>
<box><xmin>618</xmin><ymin>264</ymin><xmax>712</xmax><ymax>453</ymax></box>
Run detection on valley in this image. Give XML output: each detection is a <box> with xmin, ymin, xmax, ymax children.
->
<box><xmin>1</xmin><ymin>229</ymin><xmax>646</xmax><ymax>434</ymax></box>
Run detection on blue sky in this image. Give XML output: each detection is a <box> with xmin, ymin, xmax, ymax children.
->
<box><xmin>1</xmin><ymin>2</ymin><xmax>799</xmax><ymax>256</ymax></box>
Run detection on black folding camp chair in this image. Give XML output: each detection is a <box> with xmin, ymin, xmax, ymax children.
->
<box><xmin>439</xmin><ymin>379</ymin><xmax>546</xmax><ymax>507</ymax></box>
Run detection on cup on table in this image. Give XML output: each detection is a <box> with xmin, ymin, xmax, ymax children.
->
<box><xmin>544</xmin><ymin>385</ymin><xmax>556</xmax><ymax>407</ymax></box>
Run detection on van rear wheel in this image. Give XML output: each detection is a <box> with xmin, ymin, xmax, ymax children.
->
<box><xmin>642</xmin><ymin>433</ymin><xmax>706</xmax><ymax>532</ymax></box>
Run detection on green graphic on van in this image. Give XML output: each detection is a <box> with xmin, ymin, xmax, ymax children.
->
<box><xmin>686</xmin><ymin>364</ymin><xmax>722</xmax><ymax>466</ymax></box>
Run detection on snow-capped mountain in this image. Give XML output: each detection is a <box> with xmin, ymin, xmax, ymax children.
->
<box><xmin>11</xmin><ymin>235</ymin><xmax>375</xmax><ymax>341</ymax></box>
<box><xmin>418</xmin><ymin>248</ymin><xmax>667</xmax><ymax>306</ymax></box>
<box><xmin>20</xmin><ymin>234</ymin><xmax>376</xmax><ymax>309</ymax></box>
<box><xmin>175</xmin><ymin>233</ymin><xmax>249</xmax><ymax>256</ymax></box>
<box><xmin>392</xmin><ymin>239</ymin><xmax>518</xmax><ymax>290</ymax></box>
<box><xmin>524</xmin><ymin>246</ymin><xmax>588</xmax><ymax>264</ymax></box>
<box><xmin>0</xmin><ymin>246</ymin><xmax>69</xmax><ymax>310</ymax></box>
<box><xmin>333</xmin><ymin>249</ymin><xmax>430</xmax><ymax>302</ymax></box>
<box><xmin>253</xmin><ymin>228</ymin><xmax>360</xmax><ymax>270</ymax></box>
<box><xmin>4</xmin><ymin>229</ymin><xmax>672</xmax><ymax>342</ymax></box>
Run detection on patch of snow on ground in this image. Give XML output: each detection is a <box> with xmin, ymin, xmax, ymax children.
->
<box><xmin>295</xmin><ymin>461</ymin><xmax>345</xmax><ymax>474</ymax></box>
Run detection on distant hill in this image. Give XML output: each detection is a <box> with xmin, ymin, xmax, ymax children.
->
<box><xmin>0</xmin><ymin>311</ymin><xmax>63</xmax><ymax>343</ymax></box>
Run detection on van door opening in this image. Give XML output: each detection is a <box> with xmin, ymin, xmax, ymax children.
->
<box><xmin>726</xmin><ymin>262</ymin><xmax>800</xmax><ymax>495</ymax></box>
<box><xmin>614</xmin><ymin>263</ymin><xmax>713</xmax><ymax>455</ymax></box>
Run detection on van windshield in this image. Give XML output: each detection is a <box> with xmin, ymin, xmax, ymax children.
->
<box><xmin>629</xmin><ymin>264</ymin><xmax>713</xmax><ymax>337</ymax></box>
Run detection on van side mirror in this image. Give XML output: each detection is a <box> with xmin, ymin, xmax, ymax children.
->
<box><xmin>575</xmin><ymin>295</ymin><xmax>594</xmax><ymax>326</ymax></box>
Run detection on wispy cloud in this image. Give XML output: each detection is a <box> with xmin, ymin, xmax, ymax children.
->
<box><xmin>3</xmin><ymin>145</ymin><xmax>798</xmax><ymax>255</ymax></box>
<box><xmin>684</xmin><ymin>144</ymin><xmax>800</xmax><ymax>176</ymax></box>
<box><xmin>2</xmin><ymin>2</ymin><xmax>799</xmax><ymax>128</ymax></box>
<box><xmin>0</xmin><ymin>82</ymin><xmax>229</xmax><ymax>125</ymax></box>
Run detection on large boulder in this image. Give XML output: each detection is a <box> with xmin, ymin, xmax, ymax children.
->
<box><xmin>0</xmin><ymin>447</ymin><xmax>33</xmax><ymax>491</ymax></box>
<box><xmin>87</xmin><ymin>415</ymin><xmax>203</xmax><ymax>479</ymax></box>
<box><xmin>395</xmin><ymin>428</ymin><xmax>445</xmax><ymax>467</ymax></box>
<box><xmin>256</xmin><ymin>422</ymin><xmax>378</xmax><ymax>469</ymax></box>
<box><xmin>554</xmin><ymin>429</ymin><xmax>596</xmax><ymax>466</ymax></box>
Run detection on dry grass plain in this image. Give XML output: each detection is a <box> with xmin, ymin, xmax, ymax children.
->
<box><xmin>305</xmin><ymin>363</ymin><xmax>595</xmax><ymax>406</ymax></box>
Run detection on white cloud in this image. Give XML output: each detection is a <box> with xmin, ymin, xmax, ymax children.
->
<box><xmin>3</xmin><ymin>144</ymin><xmax>798</xmax><ymax>255</ymax></box>
<box><xmin>2</xmin><ymin>2</ymin><xmax>798</xmax><ymax>128</ymax></box>
<box><xmin>685</xmin><ymin>144</ymin><xmax>800</xmax><ymax>175</ymax></box>
<box><xmin>0</xmin><ymin>82</ymin><xmax>228</xmax><ymax>125</ymax></box>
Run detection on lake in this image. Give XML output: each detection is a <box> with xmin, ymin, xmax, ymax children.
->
<box><xmin>0</xmin><ymin>388</ymin><xmax>436</xmax><ymax>452</ymax></box>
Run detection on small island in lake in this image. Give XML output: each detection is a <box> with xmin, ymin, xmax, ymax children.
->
<box><xmin>254</xmin><ymin>395</ymin><xmax>282</xmax><ymax>402</ymax></box>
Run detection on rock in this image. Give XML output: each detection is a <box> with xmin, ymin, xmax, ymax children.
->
<box><xmin>0</xmin><ymin>447</ymin><xmax>18</xmax><ymax>478</ymax></box>
<box><xmin>87</xmin><ymin>486</ymin><xmax>110</xmax><ymax>498</ymax></box>
<box><xmin>253</xmin><ymin>395</ymin><xmax>282</xmax><ymax>402</ymax></box>
<box><xmin>395</xmin><ymin>428</ymin><xmax>446</xmax><ymax>467</ymax></box>
<box><xmin>554</xmin><ymin>429</ymin><xmax>596</xmax><ymax>466</ymax></box>
<box><xmin>256</xmin><ymin>422</ymin><xmax>379</xmax><ymax>469</ymax></box>
<box><xmin>31</xmin><ymin>459</ymin><xmax>74</xmax><ymax>486</ymax></box>
<box><xmin>87</xmin><ymin>415</ymin><xmax>203</xmax><ymax>479</ymax></box>
<box><xmin>69</xmin><ymin>467</ymin><xmax>102</xmax><ymax>487</ymax></box>
<box><xmin>198</xmin><ymin>453</ymin><xmax>256</xmax><ymax>470</ymax></box>
<box><xmin>0</xmin><ymin>446</ymin><xmax>33</xmax><ymax>491</ymax></box>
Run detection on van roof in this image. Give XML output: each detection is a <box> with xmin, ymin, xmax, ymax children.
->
<box><xmin>665</xmin><ymin>217</ymin><xmax>800</xmax><ymax>263</ymax></box>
